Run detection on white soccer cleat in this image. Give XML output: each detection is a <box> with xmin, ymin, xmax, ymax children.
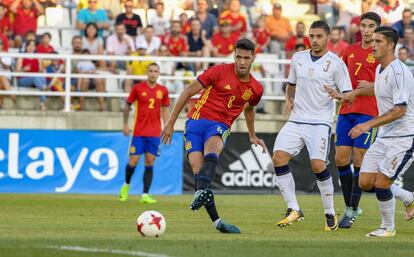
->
<box><xmin>366</xmin><ymin>228</ymin><xmax>395</xmax><ymax>237</ymax></box>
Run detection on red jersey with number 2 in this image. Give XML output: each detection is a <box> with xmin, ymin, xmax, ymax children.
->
<box><xmin>339</xmin><ymin>42</ymin><xmax>379</xmax><ymax>116</ymax></box>
<box><xmin>127</xmin><ymin>82</ymin><xmax>170</xmax><ymax>137</ymax></box>
<box><xmin>188</xmin><ymin>63</ymin><xmax>263</xmax><ymax>127</ymax></box>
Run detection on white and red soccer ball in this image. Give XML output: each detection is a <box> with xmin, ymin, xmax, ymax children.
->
<box><xmin>137</xmin><ymin>210</ymin><xmax>166</xmax><ymax>237</ymax></box>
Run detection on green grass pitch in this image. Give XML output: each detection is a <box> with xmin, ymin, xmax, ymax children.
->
<box><xmin>0</xmin><ymin>194</ymin><xmax>413</xmax><ymax>257</ymax></box>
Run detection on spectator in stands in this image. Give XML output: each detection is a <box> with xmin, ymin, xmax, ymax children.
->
<box><xmin>251</xmin><ymin>16</ymin><xmax>270</xmax><ymax>54</ymax></box>
<box><xmin>82</xmin><ymin>22</ymin><xmax>105</xmax><ymax>68</ymax></box>
<box><xmin>211</xmin><ymin>19</ymin><xmax>239</xmax><ymax>57</ymax></box>
<box><xmin>148</xmin><ymin>2</ymin><xmax>170</xmax><ymax>37</ymax></box>
<box><xmin>124</xmin><ymin>42</ymin><xmax>152</xmax><ymax>93</ymax></box>
<box><xmin>398</xmin><ymin>46</ymin><xmax>414</xmax><ymax>73</ymax></box>
<box><xmin>0</xmin><ymin>4</ymin><xmax>12</xmax><ymax>38</ymax></box>
<box><xmin>265</xmin><ymin>3</ymin><xmax>292</xmax><ymax>55</ymax></box>
<box><xmin>76</xmin><ymin>0</ymin><xmax>110</xmax><ymax>37</ymax></box>
<box><xmin>348</xmin><ymin>0</ymin><xmax>370</xmax><ymax>43</ymax></box>
<box><xmin>187</xmin><ymin>18</ymin><xmax>210</xmax><ymax>71</ymax></box>
<box><xmin>106</xmin><ymin>23</ymin><xmax>135</xmax><ymax>73</ymax></box>
<box><xmin>16</xmin><ymin>40</ymin><xmax>48</xmax><ymax>111</ymax></box>
<box><xmin>219</xmin><ymin>0</ymin><xmax>247</xmax><ymax>37</ymax></box>
<box><xmin>317</xmin><ymin>0</ymin><xmax>337</xmax><ymax>27</ymax></box>
<box><xmin>392</xmin><ymin>9</ymin><xmax>414</xmax><ymax>39</ymax></box>
<box><xmin>46</xmin><ymin>53</ymin><xmax>65</xmax><ymax>93</ymax></box>
<box><xmin>0</xmin><ymin>29</ymin><xmax>9</xmax><ymax>51</ymax></box>
<box><xmin>285</xmin><ymin>21</ymin><xmax>310</xmax><ymax>57</ymax></box>
<box><xmin>162</xmin><ymin>20</ymin><xmax>188</xmax><ymax>57</ymax></box>
<box><xmin>38</xmin><ymin>0</ymin><xmax>57</xmax><ymax>8</ymax></box>
<box><xmin>135</xmin><ymin>25</ymin><xmax>161</xmax><ymax>56</ymax></box>
<box><xmin>19</xmin><ymin>30</ymin><xmax>36</xmax><ymax>53</ymax></box>
<box><xmin>36</xmin><ymin>32</ymin><xmax>55</xmax><ymax>53</ymax></box>
<box><xmin>192</xmin><ymin>0</ymin><xmax>218</xmax><ymax>39</ymax></box>
<box><xmin>240</xmin><ymin>0</ymin><xmax>257</xmax><ymax>26</ymax></box>
<box><xmin>179</xmin><ymin>12</ymin><xmax>191</xmax><ymax>35</ymax></box>
<box><xmin>115</xmin><ymin>0</ymin><xmax>143</xmax><ymax>37</ymax></box>
<box><xmin>10</xmin><ymin>0</ymin><xmax>44</xmax><ymax>48</ymax></box>
<box><xmin>75</xmin><ymin>48</ymin><xmax>105</xmax><ymax>111</ymax></box>
<box><xmin>395</xmin><ymin>28</ymin><xmax>414</xmax><ymax>57</ymax></box>
<box><xmin>0</xmin><ymin>38</ymin><xmax>15</xmax><ymax>109</ymax></box>
<box><xmin>335</xmin><ymin>0</ymin><xmax>361</xmax><ymax>30</ymax></box>
<box><xmin>157</xmin><ymin>44</ymin><xmax>181</xmax><ymax>94</ymax></box>
<box><xmin>327</xmin><ymin>27</ymin><xmax>349</xmax><ymax>55</ymax></box>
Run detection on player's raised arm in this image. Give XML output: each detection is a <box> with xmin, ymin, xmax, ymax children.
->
<box><xmin>161</xmin><ymin>80</ymin><xmax>204</xmax><ymax>144</ymax></box>
<box><xmin>244</xmin><ymin>103</ymin><xmax>267</xmax><ymax>153</ymax></box>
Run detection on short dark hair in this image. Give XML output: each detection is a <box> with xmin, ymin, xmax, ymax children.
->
<box><xmin>374</xmin><ymin>26</ymin><xmax>399</xmax><ymax>50</ymax></box>
<box><xmin>84</xmin><ymin>22</ymin><xmax>99</xmax><ymax>38</ymax></box>
<box><xmin>295</xmin><ymin>44</ymin><xmax>306</xmax><ymax>51</ymax></box>
<box><xmin>403</xmin><ymin>8</ymin><xmax>412</xmax><ymax>14</ymax></box>
<box><xmin>310</xmin><ymin>21</ymin><xmax>330</xmax><ymax>34</ymax></box>
<box><xmin>72</xmin><ymin>35</ymin><xmax>82</xmax><ymax>42</ymax></box>
<box><xmin>399</xmin><ymin>46</ymin><xmax>409</xmax><ymax>52</ymax></box>
<box><xmin>155</xmin><ymin>2</ymin><xmax>164</xmax><ymax>7</ymax></box>
<box><xmin>361</xmin><ymin>12</ymin><xmax>381</xmax><ymax>26</ymax></box>
<box><xmin>41</xmin><ymin>32</ymin><xmax>52</xmax><ymax>39</ymax></box>
<box><xmin>235</xmin><ymin>38</ymin><xmax>255</xmax><ymax>54</ymax></box>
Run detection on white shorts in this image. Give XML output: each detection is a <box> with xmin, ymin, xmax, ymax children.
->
<box><xmin>273</xmin><ymin>121</ymin><xmax>331</xmax><ymax>161</ymax></box>
<box><xmin>361</xmin><ymin>137</ymin><xmax>414</xmax><ymax>179</ymax></box>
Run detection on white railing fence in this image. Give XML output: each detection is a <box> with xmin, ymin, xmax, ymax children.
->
<box><xmin>0</xmin><ymin>53</ymin><xmax>289</xmax><ymax>112</ymax></box>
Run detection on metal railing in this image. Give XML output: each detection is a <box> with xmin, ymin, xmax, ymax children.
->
<box><xmin>0</xmin><ymin>52</ymin><xmax>289</xmax><ymax>112</ymax></box>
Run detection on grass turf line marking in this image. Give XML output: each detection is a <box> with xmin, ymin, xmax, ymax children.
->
<box><xmin>48</xmin><ymin>245</ymin><xmax>172</xmax><ymax>257</ymax></box>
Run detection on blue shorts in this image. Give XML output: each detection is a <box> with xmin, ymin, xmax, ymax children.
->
<box><xmin>129</xmin><ymin>136</ymin><xmax>160</xmax><ymax>156</ymax></box>
<box><xmin>336</xmin><ymin>113</ymin><xmax>377</xmax><ymax>149</ymax></box>
<box><xmin>184</xmin><ymin>118</ymin><xmax>230</xmax><ymax>154</ymax></box>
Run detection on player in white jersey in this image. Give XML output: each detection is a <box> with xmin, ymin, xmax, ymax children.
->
<box><xmin>272</xmin><ymin>21</ymin><xmax>353</xmax><ymax>231</ymax></box>
<box><xmin>349</xmin><ymin>26</ymin><xmax>414</xmax><ymax>237</ymax></box>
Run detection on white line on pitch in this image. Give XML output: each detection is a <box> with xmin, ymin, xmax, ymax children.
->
<box><xmin>47</xmin><ymin>245</ymin><xmax>172</xmax><ymax>257</ymax></box>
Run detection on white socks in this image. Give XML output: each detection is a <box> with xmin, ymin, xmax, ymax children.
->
<box><xmin>276</xmin><ymin>172</ymin><xmax>300</xmax><ymax>211</ymax></box>
<box><xmin>378</xmin><ymin>196</ymin><xmax>396</xmax><ymax>231</ymax></box>
<box><xmin>390</xmin><ymin>184</ymin><xmax>414</xmax><ymax>206</ymax></box>
<box><xmin>317</xmin><ymin>177</ymin><xmax>335</xmax><ymax>215</ymax></box>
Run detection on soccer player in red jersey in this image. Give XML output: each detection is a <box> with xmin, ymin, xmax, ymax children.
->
<box><xmin>329</xmin><ymin>12</ymin><xmax>381</xmax><ymax>228</ymax></box>
<box><xmin>162</xmin><ymin>39</ymin><xmax>266</xmax><ymax>233</ymax></box>
<box><xmin>119</xmin><ymin>63</ymin><xmax>170</xmax><ymax>204</ymax></box>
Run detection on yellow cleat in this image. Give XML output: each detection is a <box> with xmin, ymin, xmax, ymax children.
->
<box><xmin>140</xmin><ymin>194</ymin><xmax>157</xmax><ymax>204</ymax></box>
<box><xmin>119</xmin><ymin>184</ymin><xmax>130</xmax><ymax>202</ymax></box>
<box><xmin>276</xmin><ymin>208</ymin><xmax>304</xmax><ymax>227</ymax></box>
<box><xmin>324</xmin><ymin>214</ymin><xmax>338</xmax><ymax>231</ymax></box>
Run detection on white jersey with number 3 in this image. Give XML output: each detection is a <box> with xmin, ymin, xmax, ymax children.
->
<box><xmin>288</xmin><ymin>50</ymin><xmax>352</xmax><ymax>126</ymax></box>
<box><xmin>374</xmin><ymin>59</ymin><xmax>414</xmax><ymax>138</ymax></box>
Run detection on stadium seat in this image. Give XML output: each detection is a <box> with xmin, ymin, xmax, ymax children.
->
<box><xmin>133</xmin><ymin>9</ymin><xmax>147</xmax><ymax>28</ymax></box>
<box><xmin>36</xmin><ymin>28</ymin><xmax>61</xmax><ymax>49</ymax></box>
<box><xmin>45</xmin><ymin>7</ymin><xmax>71</xmax><ymax>28</ymax></box>
<box><xmin>37</xmin><ymin>15</ymin><xmax>46</xmax><ymax>28</ymax></box>
<box><xmin>61</xmin><ymin>29</ymin><xmax>80</xmax><ymax>50</ymax></box>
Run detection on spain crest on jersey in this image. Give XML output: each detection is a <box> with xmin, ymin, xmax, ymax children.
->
<box><xmin>366</xmin><ymin>53</ymin><xmax>376</xmax><ymax>63</ymax></box>
<box><xmin>142</xmin><ymin>92</ymin><xmax>147</xmax><ymax>96</ymax></box>
<box><xmin>242</xmin><ymin>88</ymin><xmax>252</xmax><ymax>101</ymax></box>
<box><xmin>156</xmin><ymin>90</ymin><xmax>163</xmax><ymax>99</ymax></box>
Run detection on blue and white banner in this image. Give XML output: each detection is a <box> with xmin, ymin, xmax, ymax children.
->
<box><xmin>0</xmin><ymin>130</ymin><xmax>183</xmax><ymax>194</ymax></box>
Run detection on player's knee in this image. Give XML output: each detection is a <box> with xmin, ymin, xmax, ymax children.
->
<box><xmin>129</xmin><ymin>157</ymin><xmax>139</xmax><ymax>166</ymax></box>
<box><xmin>191</xmin><ymin>163</ymin><xmax>202</xmax><ymax>173</ymax></box>
<box><xmin>272</xmin><ymin>151</ymin><xmax>289</xmax><ymax>166</ymax></box>
<box><xmin>359</xmin><ymin>177</ymin><xmax>374</xmax><ymax>191</ymax></box>
<box><xmin>352</xmin><ymin>150</ymin><xmax>366</xmax><ymax>167</ymax></box>
<box><xmin>335</xmin><ymin>155</ymin><xmax>349</xmax><ymax>167</ymax></box>
<box><xmin>311</xmin><ymin>161</ymin><xmax>326</xmax><ymax>173</ymax></box>
<box><xmin>144</xmin><ymin>159</ymin><xmax>155</xmax><ymax>166</ymax></box>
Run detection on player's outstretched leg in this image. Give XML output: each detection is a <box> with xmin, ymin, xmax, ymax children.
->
<box><xmin>366</xmin><ymin>188</ymin><xmax>395</xmax><ymax>237</ymax></box>
<box><xmin>140</xmin><ymin>165</ymin><xmax>157</xmax><ymax>204</ymax></box>
<box><xmin>191</xmin><ymin>153</ymin><xmax>240</xmax><ymax>234</ymax></box>
<box><xmin>274</xmin><ymin>165</ymin><xmax>304</xmax><ymax>227</ymax></box>
<box><xmin>119</xmin><ymin>164</ymin><xmax>136</xmax><ymax>201</ymax></box>
<box><xmin>314</xmin><ymin>167</ymin><xmax>337</xmax><ymax>231</ymax></box>
<box><xmin>390</xmin><ymin>184</ymin><xmax>414</xmax><ymax>221</ymax></box>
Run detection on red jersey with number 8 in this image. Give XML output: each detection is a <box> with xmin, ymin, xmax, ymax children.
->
<box><xmin>127</xmin><ymin>82</ymin><xmax>170</xmax><ymax>137</ymax></box>
<box><xmin>188</xmin><ymin>63</ymin><xmax>263</xmax><ymax>127</ymax></box>
<box><xmin>339</xmin><ymin>42</ymin><xmax>379</xmax><ymax>116</ymax></box>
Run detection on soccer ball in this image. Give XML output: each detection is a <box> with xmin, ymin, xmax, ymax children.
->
<box><xmin>136</xmin><ymin>210</ymin><xmax>166</xmax><ymax>237</ymax></box>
